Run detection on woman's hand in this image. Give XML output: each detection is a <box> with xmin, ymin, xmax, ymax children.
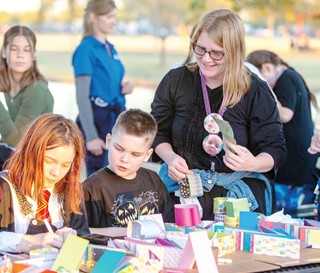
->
<box><xmin>17</xmin><ymin>233</ymin><xmax>64</xmax><ymax>252</ymax></box>
<box><xmin>223</xmin><ymin>142</ymin><xmax>255</xmax><ymax>171</ymax></box>
<box><xmin>55</xmin><ymin>227</ymin><xmax>77</xmax><ymax>242</ymax></box>
<box><xmin>167</xmin><ymin>153</ymin><xmax>193</xmax><ymax>182</ymax></box>
<box><xmin>121</xmin><ymin>81</ymin><xmax>134</xmax><ymax>95</ymax></box>
<box><xmin>86</xmin><ymin>138</ymin><xmax>106</xmax><ymax>156</ymax></box>
<box><xmin>223</xmin><ymin>141</ymin><xmax>274</xmax><ymax>173</ymax></box>
<box><xmin>308</xmin><ymin>131</ymin><xmax>320</xmax><ymax>154</ymax></box>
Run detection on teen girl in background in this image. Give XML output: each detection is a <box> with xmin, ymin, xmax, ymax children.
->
<box><xmin>0</xmin><ymin>25</ymin><xmax>53</xmax><ymax>169</ymax></box>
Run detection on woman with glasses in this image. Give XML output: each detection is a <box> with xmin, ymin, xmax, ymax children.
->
<box><xmin>151</xmin><ymin>9</ymin><xmax>287</xmax><ymax>219</ymax></box>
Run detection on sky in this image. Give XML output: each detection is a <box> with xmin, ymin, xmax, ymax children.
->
<box><xmin>0</xmin><ymin>0</ymin><xmax>40</xmax><ymax>12</ymax></box>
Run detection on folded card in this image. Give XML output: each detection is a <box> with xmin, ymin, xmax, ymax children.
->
<box><xmin>225</xmin><ymin>198</ymin><xmax>250</xmax><ymax>217</ymax></box>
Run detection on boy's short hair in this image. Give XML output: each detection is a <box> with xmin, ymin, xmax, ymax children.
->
<box><xmin>112</xmin><ymin>108</ymin><xmax>157</xmax><ymax>147</ymax></box>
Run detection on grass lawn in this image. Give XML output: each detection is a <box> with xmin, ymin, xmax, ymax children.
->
<box><xmin>34</xmin><ymin>33</ymin><xmax>320</xmax><ymax>92</ymax></box>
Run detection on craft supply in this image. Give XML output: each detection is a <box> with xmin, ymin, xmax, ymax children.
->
<box><xmin>218</xmin><ymin>258</ymin><xmax>232</xmax><ymax>264</ymax></box>
<box><xmin>224</xmin><ymin>216</ymin><xmax>239</xmax><ymax>228</ymax></box>
<box><xmin>129</xmin><ymin>220</ymin><xmax>162</xmax><ymax>239</ymax></box>
<box><xmin>174</xmin><ymin>204</ymin><xmax>201</xmax><ymax>227</ymax></box>
<box><xmin>178</xmin><ymin>173</ymin><xmax>203</xmax><ymax>199</ymax></box>
<box><xmin>213</xmin><ymin>197</ymin><xmax>229</xmax><ymax>214</ymax></box>
<box><xmin>43</xmin><ymin>218</ymin><xmax>54</xmax><ymax>233</ymax></box>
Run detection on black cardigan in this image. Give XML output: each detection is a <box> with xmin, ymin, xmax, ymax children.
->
<box><xmin>151</xmin><ymin>66</ymin><xmax>287</xmax><ymax>180</ymax></box>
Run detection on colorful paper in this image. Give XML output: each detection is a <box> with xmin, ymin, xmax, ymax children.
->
<box><xmin>51</xmin><ymin>234</ymin><xmax>89</xmax><ymax>272</ymax></box>
<box><xmin>135</xmin><ymin>243</ymin><xmax>182</xmax><ymax>269</ymax></box>
<box><xmin>211</xmin><ymin>232</ymin><xmax>236</xmax><ymax>257</ymax></box>
<box><xmin>225</xmin><ymin>198</ymin><xmax>249</xmax><ymax>217</ymax></box>
<box><xmin>116</xmin><ymin>257</ymin><xmax>162</xmax><ymax>273</ymax></box>
<box><xmin>252</xmin><ymin>234</ymin><xmax>300</xmax><ymax>259</ymax></box>
<box><xmin>174</xmin><ymin>204</ymin><xmax>201</xmax><ymax>227</ymax></box>
<box><xmin>239</xmin><ymin>211</ymin><xmax>259</xmax><ymax>230</ymax></box>
<box><xmin>178</xmin><ymin>231</ymin><xmax>218</xmax><ymax>273</ymax></box>
<box><xmin>91</xmin><ymin>249</ymin><xmax>126</xmax><ymax>273</ymax></box>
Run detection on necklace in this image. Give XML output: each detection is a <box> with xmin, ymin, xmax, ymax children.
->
<box><xmin>200</xmin><ymin>71</ymin><xmax>226</xmax><ymax>173</ymax></box>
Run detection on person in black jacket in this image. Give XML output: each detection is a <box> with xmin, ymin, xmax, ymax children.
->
<box><xmin>246</xmin><ymin>49</ymin><xmax>318</xmax><ymax>214</ymax></box>
<box><xmin>151</xmin><ymin>9</ymin><xmax>287</xmax><ymax>219</ymax></box>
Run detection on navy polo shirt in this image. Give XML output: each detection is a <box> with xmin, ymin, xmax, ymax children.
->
<box><xmin>72</xmin><ymin>35</ymin><xmax>125</xmax><ymax>106</ymax></box>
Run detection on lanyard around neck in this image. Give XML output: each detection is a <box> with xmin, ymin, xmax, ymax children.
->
<box><xmin>200</xmin><ymin>71</ymin><xmax>225</xmax><ymax>117</ymax></box>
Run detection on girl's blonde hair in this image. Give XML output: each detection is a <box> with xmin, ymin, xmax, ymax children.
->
<box><xmin>82</xmin><ymin>0</ymin><xmax>116</xmax><ymax>38</ymax></box>
<box><xmin>0</xmin><ymin>25</ymin><xmax>47</xmax><ymax>93</ymax></box>
<box><xmin>188</xmin><ymin>9</ymin><xmax>251</xmax><ymax>109</ymax></box>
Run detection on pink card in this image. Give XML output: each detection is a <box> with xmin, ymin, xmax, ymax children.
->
<box><xmin>178</xmin><ymin>231</ymin><xmax>218</xmax><ymax>273</ymax></box>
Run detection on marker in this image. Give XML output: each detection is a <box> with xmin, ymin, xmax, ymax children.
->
<box><xmin>44</xmin><ymin>218</ymin><xmax>54</xmax><ymax>233</ymax></box>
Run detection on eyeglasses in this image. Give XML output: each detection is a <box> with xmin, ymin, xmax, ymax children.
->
<box><xmin>192</xmin><ymin>44</ymin><xmax>225</xmax><ymax>61</ymax></box>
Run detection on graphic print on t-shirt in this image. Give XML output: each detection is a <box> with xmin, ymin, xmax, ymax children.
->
<box><xmin>111</xmin><ymin>191</ymin><xmax>160</xmax><ymax>227</ymax></box>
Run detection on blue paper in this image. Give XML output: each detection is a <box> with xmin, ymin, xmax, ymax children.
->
<box><xmin>92</xmin><ymin>250</ymin><xmax>126</xmax><ymax>273</ymax></box>
<box><xmin>239</xmin><ymin>211</ymin><xmax>258</xmax><ymax>230</ymax></box>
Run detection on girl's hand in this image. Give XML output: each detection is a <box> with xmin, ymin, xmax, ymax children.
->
<box><xmin>17</xmin><ymin>233</ymin><xmax>64</xmax><ymax>252</ymax></box>
<box><xmin>55</xmin><ymin>227</ymin><xmax>77</xmax><ymax>242</ymax></box>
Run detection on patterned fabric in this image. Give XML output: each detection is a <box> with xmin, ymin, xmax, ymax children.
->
<box><xmin>36</xmin><ymin>190</ymin><xmax>51</xmax><ymax>223</ymax></box>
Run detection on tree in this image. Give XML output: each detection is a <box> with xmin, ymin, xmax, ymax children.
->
<box><xmin>38</xmin><ymin>0</ymin><xmax>55</xmax><ymax>24</ymax></box>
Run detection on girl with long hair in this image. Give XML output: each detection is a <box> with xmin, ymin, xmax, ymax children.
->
<box><xmin>0</xmin><ymin>25</ymin><xmax>54</xmax><ymax>147</ymax></box>
<box><xmin>0</xmin><ymin>113</ymin><xmax>89</xmax><ymax>253</ymax></box>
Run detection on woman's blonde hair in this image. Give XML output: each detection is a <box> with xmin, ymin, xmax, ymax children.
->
<box><xmin>188</xmin><ymin>9</ymin><xmax>251</xmax><ymax>109</ymax></box>
<box><xmin>0</xmin><ymin>25</ymin><xmax>47</xmax><ymax>93</ymax></box>
<box><xmin>5</xmin><ymin>113</ymin><xmax>86</xmax><ymax>214</ymax></box>
<box><xmin>82</xmin><ymin>0</ymin><xmax>116</xmax><ymax>38</ymax></box>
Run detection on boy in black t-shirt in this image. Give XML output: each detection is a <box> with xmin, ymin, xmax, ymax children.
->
<box><xmin>83</xmin><ymin>109</ymin><xmax>174</xmax><ymax>227</ymax></box>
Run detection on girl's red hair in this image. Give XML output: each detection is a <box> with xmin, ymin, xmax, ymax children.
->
<box><xmin>5</xmin><ymin>113</ymin><xmax>85</xmax><ymax>214</ymax></box>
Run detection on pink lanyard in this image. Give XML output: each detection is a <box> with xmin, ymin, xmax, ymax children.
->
<box><xmin>200</xmin><ymin>71</ymin><xmax>225</xmax><ymax>117</ymax></box>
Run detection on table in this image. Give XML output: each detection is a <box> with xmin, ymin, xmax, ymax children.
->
<box><xmin>89</xmin><ymin>228</ymin><xmax>320</xmax><ymax>273</ymax></box>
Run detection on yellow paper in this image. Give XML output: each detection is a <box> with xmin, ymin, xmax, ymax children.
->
<box><xmin>52</xmin><ymin>234</ymin><xmax>89</xmax><ymax>272</ymax></box>
<box><xmin>307</xmin><ymin>229</ymin><xmax>320</xmax><ymax>246</ymax></box>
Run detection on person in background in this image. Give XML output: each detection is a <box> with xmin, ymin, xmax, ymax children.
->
<box><xmin>246</xmin><ymin>49</ymin><xmax>318</xmax><ymax>214</ymax></box>
<box><xmin>83</xmin><ymin>109</ymin><xmax>173</xmax><ymax>227</ymax></box>
<box><xmin>0</xmin><ymin>113</ymin><xmax>89</xmax><ymax>253</ymax></box>
<box><xmin>72</xmin><ymin>0</ymin><xmax>133</xmax><ymax>177</ymax></box>
<box><xmin>151</xmin><ymin>9</ymin><xmax>287</xmax><ymax>219</ymax></box>
<box><xmin>0</xmin><ymin>25</ymin><xmax>54</xmax><ymax>169</ymax></box>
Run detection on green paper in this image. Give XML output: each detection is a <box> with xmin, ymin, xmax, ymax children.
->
<box><xmin>214</xmin><ymin>118</ymin><xmax>237</xmax><ymax>153</ymax></box>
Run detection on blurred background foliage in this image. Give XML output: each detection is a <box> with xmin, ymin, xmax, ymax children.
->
<box><xmin>0</xmin><ymin>0</ymin><xmax>320</xmax><ymax>38</ymax></box>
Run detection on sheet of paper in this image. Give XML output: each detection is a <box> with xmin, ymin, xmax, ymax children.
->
<box><xmin>178</xmin><ymin>231</ymin><xmax>218</xmax><ymax>273</ymax></box>
<box><xmin>51</xmin><ymin>234</ymin><xmax>89</xmax><ymax>272</ymax></box>
<box><xmin>92</xmin><ymin>249</ymin><xmax>126</xmax><ymax>273</ymax></box>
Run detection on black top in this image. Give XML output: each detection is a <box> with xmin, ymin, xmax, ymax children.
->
<box><xmin>151</xmin><ymin>66</ymin><xmax>286</xmax><ymax>179</ymax></box>
<box><xmin>273</xmin><ymin>68</ymin><xmax>317</xmax><ymax>186</ymax></box>
<box><xmin>83</xmin><ymin>167</ymin><xmax>174</xmax><ymax>227</ymax></box>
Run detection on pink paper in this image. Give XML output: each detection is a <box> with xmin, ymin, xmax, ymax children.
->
<box><xmin>174</xmin><ymin>204</ymin><xmax>201</xmax><ymax>227</ymax></box>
